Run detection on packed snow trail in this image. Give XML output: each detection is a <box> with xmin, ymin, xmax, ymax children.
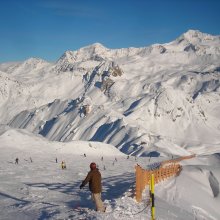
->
<box><xmin>1</xmin><ymin>129</ymin><xmax>220</xmax><ymax>219</ymax></box>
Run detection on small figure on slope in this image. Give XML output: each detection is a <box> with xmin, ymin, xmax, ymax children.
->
<box><xmin>15</xmin><ymin>158</ymin><xmax>19</xmax><ymax>164</ymax></box>
<box><xmin>61</xmin><ymin>161</ymin><xmax>66</xmax><ymax>169</ymax></box>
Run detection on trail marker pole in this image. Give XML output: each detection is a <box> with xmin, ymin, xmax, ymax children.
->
<box><xmin>150</xmin><ymin>174</ymin><xmax>155</xmax><ymax>220</ymax></box>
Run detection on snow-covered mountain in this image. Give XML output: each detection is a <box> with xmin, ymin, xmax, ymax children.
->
<box><xmin>1</xmin><ymin>29</ymin><xmax>220</xmax><ymax>220</ymax></box>
<box><xmin>0</xmin><ymin>29</ymin><xmax>220</xmax><ymax>156</ymax></box>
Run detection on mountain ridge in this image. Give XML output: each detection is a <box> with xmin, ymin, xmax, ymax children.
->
<box><xmin>0</xmin><ymin>29</ymin><xmax>220</xmax><ymax>156</ymax></box>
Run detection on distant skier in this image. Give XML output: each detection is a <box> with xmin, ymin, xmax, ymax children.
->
<box><xmin>101</xmin><ymin>156</ymin><xmax>103</xmax><ymax>161</ymax></box>
<box><xmin>30</xmin><ymin>157</ymin><xmax>32</xmax><ymax>163</ymax></box>
<box><xmin>127</xmin><ymin>155</ymin><xmax>129</xmax><ymax>159</ymax></box>
<box><xmin>55</xmin><ymin>158</ymin><xmax>58</xmax><ymax>163</ymax></box>
<box><xmin>80</xmin><ymin>162</ymin><xmax>105</xmax><ymax>212</ymax></box>
<box><xmin>84</xmin><ymin>153</ymin><xmax>87</xmax><ymax>157</ymax></box>
<box><xmin>15</xmin><ymin>158</ymin><xmax>19</xmax><ymax>164</ymax></box>
<box><xmin>61</xmin><ymin>161</ymin><xmax>66</xmax><ymax>169</ymax></box>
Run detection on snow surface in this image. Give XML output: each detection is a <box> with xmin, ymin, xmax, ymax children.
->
<box><xmin>0</xmin><ymin>29</ymin><xmax>220</xmax><ymax>219</ymax></box>
<box><xmin>0</xmin><ymin>129</ymin><xmax>220</xmax><ymax>220</ymax></box>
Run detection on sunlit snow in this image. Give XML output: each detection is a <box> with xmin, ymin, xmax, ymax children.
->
<box><xmin>0</xmin><ymin>30</ymin><xmax>220</xmax><ymax>219</ymax></box>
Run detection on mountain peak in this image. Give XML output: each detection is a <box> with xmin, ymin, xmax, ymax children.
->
<box><xmin>79</xmin><ymin>42</ymin><xmax>107</xmax><ymax>54</ymax></box>
<box><xmin>57</xmin><ymin>43</ymin><xmax>108</xmax><ymax>65</ymax></box>
<box><xmin>59</xmin><ymin>51</ymin><xmax>75</xmax><ymax>63</ymax></box>
<box><xmin>183</xmin><ymin>29</ymin><xmax>203</xmax><ymax>36</ymax></box>
<box><xmin>88</xmin><ymin>42</ymin><xmax>106</xmax><ymax>49</ymax></box>
<box><xmin>180</xmin><ymin>29</ymin><xmax>216</xmax><ymax>43</ymax></box>
<box><xmin>24</xmin><ymin>57</ymin><xmax>48</xmax><ymax>65</ymax></box>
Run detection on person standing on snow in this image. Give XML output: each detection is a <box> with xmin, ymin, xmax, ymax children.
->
<box><xmin>15</xmin><ymin>158</ymin><xmax>19</xmax><ymax>164</ymax></box>
<box><xmin>80</xmin><ymin>162</ymin><xmax>105</xmax><ymax>212</ymax></box>
<box><xmin>61</xmin><ymin>161</ymin><xmax>66</xmax><ymax>169</ymax></box>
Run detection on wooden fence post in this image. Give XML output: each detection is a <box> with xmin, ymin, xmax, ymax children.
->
<box><xmin>140</xmin><ymin>168</ymin><xmax>144</xmax><ymax>192</ymax></box>
<box><xmin>135</xmin><ymin>165</ymin><xmax>142</xmax><ymax>202</ymax></box>
<box><xmin>158</xmin><ymin>168</ymin><xmax>161</xmax><ymax>182</ymax></box>
<box><xmin>143</xmin><ymin>170</ymin><xmax>147</xmax><ymax>187</ymax></box>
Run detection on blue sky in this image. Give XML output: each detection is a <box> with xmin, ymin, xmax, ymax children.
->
<box><xmin>0</xmin><ymin>0</ymin><xmax>220</xmax><ymax>62</ymax></box>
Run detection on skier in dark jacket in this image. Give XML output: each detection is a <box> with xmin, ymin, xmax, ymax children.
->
<box><xmin>80</xmin><ymin>162</ymin><xmax>105</xmax><ymax>212</ymax></box>
<box><xmin>15</xmin><ymin>158</ymin><xmax>19</xmax><ymax>164</ymax></box>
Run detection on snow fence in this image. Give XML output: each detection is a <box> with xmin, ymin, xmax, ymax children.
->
<box><xmin>135</xmin><ymin>154</ymin><xmax>195</xmax><ymax>202</ymax></box>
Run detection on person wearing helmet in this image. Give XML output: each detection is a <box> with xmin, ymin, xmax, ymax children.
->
<box><xmin>80</xmin><ymin>162</ymin><xmax>105</xmax><ymax>212</ymax></box>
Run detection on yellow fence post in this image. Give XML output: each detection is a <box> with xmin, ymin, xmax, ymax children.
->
<box><xmin>151</xmin><ymin>174</ymin><xmax>155</xmax><ymax>220</ymax></box>
<box><xmin>149</xmin><ymin>174</ymin><xmax>152</xmax><ymax>216</ymax></box>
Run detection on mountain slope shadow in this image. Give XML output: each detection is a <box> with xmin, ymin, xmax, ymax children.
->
<box><xmin>208</xmin><ymin>171</ymin><xmax>219</xmax><ymax>197</ymax></box>
<box><xmin>90</xmin><ymin>119</ymin><xmax>121</xmax><ymax>142</ymax></box>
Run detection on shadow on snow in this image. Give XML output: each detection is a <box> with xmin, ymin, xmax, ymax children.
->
<box><xmin>25</xmin><ymin>172</ymin><xmax>135</xmax><ymax>212</ymax></box>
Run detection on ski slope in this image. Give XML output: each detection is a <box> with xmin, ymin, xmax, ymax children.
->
<box><xmin>0</xmin><ymin>129</ymin><xmax>220</xmax><ymax>220</ymax></box>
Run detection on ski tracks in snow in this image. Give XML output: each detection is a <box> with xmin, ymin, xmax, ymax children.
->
<box><xmin>192</xmin><ymin>206</ymin><xmax>217</xmax><ymax>220</ymax></box>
